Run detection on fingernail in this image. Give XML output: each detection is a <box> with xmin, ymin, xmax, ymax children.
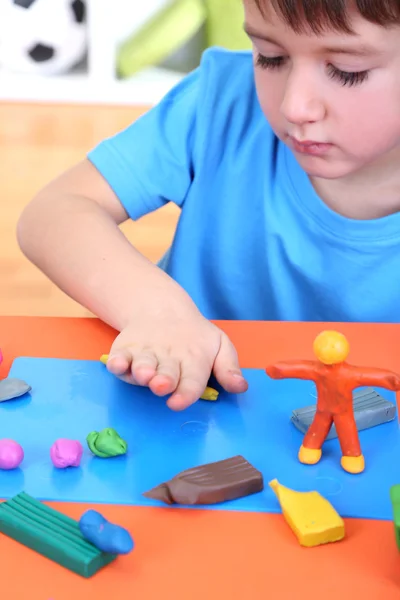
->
<box><xmin>232</xmin><ymin>372</ymin><xmax>245</xmax><ymax>379</ymax></box>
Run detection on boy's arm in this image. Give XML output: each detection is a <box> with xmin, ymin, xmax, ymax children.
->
<box><xmin>17</xmin><ymin>159</ymin><xmax>248</xmax><ymax>409</ymax></box>
<box><xmin>266</xmin><ymin>360</ymin><xmax>317</xmax><ymax>381</ymax></box>
<box><xmin>353</xmin><ymin>366</ymin><xmax>400</xmax><ymax>391</ymax></box>
<box><xmin>17</xmin><ymin>64</ymin><xmax>202</xmax><ymax>333</ymax></box>
<box><xmin>17</xmin><ymin>159</ymin><xmax>195</xmax><ymax>332</ymax></box>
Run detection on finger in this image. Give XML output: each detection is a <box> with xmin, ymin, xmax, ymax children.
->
<box><xmin>131</xmin><ymin>349</ymin><xmax>159</xmax><ymax>386</ymax></box>
<box><xmin>148</xmin><ymin>356</ymin><xmax>181</xmax><ymax>397</ymax></box>
<box><xmin>106</xmin><ymin>348</ymin><xmax>132</xmax><ymax>377</ymax></box>
<box><xmin>166</xmin><ymin>360</ymin><xmax>211</xmax><ymax>411</ymax></box>
<box><xmin>212</xmin><ymin>333</ymin><xmax>248</xmax><ymax>393</ymax></box>
<box><xmin>115</xmin><ymin>371</ymin><xmax>140</xmax><ymax>385</ymax></box>
<box><xmin>106</xmin><ymin>348</ymin><xmax>140</xmax><ymax>385</ymax></box>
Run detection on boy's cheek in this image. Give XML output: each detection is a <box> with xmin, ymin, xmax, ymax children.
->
<box><xmin>254</xmin><ymin>77</ymin><xmax>283</xmax><ymax>128</ymax></box>
<box><xmin>337</xmin><ymin>100</ymin><xmax>400</xmax><ymax>157</ymax></box>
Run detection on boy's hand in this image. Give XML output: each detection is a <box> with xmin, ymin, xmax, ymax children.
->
<box><xmin>105</xmin><ymin>313</ymin><xmax>248</xmax><ymax>411</ymax></box>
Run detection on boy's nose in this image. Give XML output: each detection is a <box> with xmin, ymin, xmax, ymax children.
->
<box><xmin>280</xmin><ymin>70</ymin><xmax>326</xmax><ymax>125</ymax></box>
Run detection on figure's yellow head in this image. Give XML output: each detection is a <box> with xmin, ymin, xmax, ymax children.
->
<box><xmin>313</xmin><ymin>331</ymin><xmax>350</xmax><ymax>365</ymax></box>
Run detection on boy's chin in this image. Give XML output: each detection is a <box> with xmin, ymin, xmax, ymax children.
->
<box><xmin>296</xmin><ymin>154</ymin><xmax>358</xmax><ymax>180</ymax></box>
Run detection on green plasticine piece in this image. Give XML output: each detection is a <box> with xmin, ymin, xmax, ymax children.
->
<box><xmin>390</xmin><ymin>485</ymin><xmax>400</xmax><ymax>551</ymax></box>
<box><xmin>0</xmin><ymin>492</ymin><xmax>116</xmax><ymax>577</ymax></box>
<box><xmin>86</xmin><ymin>427</ymin><xmax>128</xmax><ymax>458</ymax></box>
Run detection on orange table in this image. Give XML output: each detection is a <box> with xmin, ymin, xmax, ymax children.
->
<box><xmin>1</xmin><ymin>316</ymin><xmax>400</xmax><ymax>599</ymax></box>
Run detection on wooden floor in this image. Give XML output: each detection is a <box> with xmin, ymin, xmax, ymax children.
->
<box><xmin>0</xmin><ymin>102</ymin><xmax>180</xmax><ymax>318</ymax></box>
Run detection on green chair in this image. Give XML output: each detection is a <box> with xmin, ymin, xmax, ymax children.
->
<box><xmin>116</xmin><ymin>0</ymin><xmax>251</xmax><ymax>78</ymax></box>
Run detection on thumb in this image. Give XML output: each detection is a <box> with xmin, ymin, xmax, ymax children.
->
<box><xmin>212</xmin><ymin>333</ymin><xmax>248</xmax><ymax>394</ymax></box>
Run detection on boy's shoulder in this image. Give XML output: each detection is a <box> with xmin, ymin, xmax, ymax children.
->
<box><xmin>197</xmin><ymin>46</ymin><xmax>256</xmax><ymax>95</ymax></box>
<box><xmin>168</xmin><ymin>46</ymin><xmax>266</xmax><ymax>148</ymax></box>
<box><xmin>200</xmin><ymin>46</ymin><xmax>254</xmax><ymax>71</ymax></box>
<box><xmin>152</xmin><ymin>46</ymin><xmax>267</xmax><ymax>166</ymax></box>
<box><xmin>166</xmin><ymin>47</ymin><xmax>257</xmax><ymax>110</ymax></box>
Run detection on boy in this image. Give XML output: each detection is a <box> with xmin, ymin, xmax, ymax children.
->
<box><xmin>17</xmin><ymin>0</ymin><xmax>400</xmax><ymax>412</ymax></box>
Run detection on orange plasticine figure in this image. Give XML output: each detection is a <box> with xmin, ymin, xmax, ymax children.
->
<box><xmin>266</xmin><ymin>331</ymin><xmax>400</xmax><ymax>474</ymax></box>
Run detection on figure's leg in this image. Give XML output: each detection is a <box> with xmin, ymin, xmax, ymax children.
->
<box><xmin>333</xmin><ymin>412</ymin><xmax>364</xmax><ymax>474</ymax></box>
<box><xmin>299</xmin><ymin>411</ymin><xmax>333</xmax><ymax>465</ymax></box>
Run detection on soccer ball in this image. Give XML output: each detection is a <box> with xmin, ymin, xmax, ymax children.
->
<box><xmin>0</xmin><ymin>0</ymin><xmax>87</xmax><ymax>76</ymax></box>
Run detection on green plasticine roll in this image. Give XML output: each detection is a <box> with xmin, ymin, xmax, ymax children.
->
<box><xmin>0</xmin><ymin>492</ymin><xmax>116</xmax><ymax>577</ymax></box>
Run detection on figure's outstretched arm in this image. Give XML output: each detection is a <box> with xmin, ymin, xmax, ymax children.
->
<box><xmin>266</xmin><ymin>360</ymin><xmax>317</xmax><ymax>381</ymax></box>
<box><xmin>353</xmin><ymin>366</ymin><xmax>400</xmax><ymax>391</ymax></box>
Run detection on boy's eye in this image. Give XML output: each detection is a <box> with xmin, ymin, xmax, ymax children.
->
<box><xmin>256</xmin><ymin>54</ymin><xmax>285</xmax><ymax>70</ymax></box>
<box><xmin>327</xmin><ymin>65</ymin><xmax>369</xmax><ymax>87</ymax></box>
<box><xmin>255</xmin><ymin>52</ymin><xmax>370</xmax><ymax>87</ymax></box>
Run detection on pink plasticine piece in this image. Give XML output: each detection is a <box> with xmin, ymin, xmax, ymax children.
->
<box><xmin>0</xmin><ymin>439</ymin><xmax>24</xmax><ymax>470</ymax></box>
<box><xmin>50</xmin><ymin>439</ymin><xmax>83</xmax><ymax>468</ymax></box>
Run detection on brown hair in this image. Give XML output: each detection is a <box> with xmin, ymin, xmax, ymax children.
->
<box><xmin>254</xmin><ymin>0</ymin><xmax>400</xmax><ymax>33</ymax></box>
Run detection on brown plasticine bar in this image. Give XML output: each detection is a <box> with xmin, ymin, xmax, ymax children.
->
<box><xmin>143</xmin><ymin>455</ymin><xmax>264</xmax><ymax>505</ymax></box>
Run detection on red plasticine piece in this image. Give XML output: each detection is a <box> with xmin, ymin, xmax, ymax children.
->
<box><xmin>266</xmin><ymin>330</ymin><xmax>400</xmax><ymax>475</ymax></box>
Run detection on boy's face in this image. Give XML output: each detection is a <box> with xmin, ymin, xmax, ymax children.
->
<box><xmin>243</xmin><ymin>1</ymin><xmax>400</xmax><ymax>180</ymax></box>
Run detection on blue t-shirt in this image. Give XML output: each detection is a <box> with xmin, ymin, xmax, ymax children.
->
<box><xmin>88</xmin><ymin>47</ymin><xmax>400</xmax><ymax>323</ymax></box>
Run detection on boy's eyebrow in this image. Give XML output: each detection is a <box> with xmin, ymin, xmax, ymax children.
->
<box><xmin>243</xmin><ymin>24</ymin><xmax>383</xmax><ymax>57</ymax></box>
<box><xmin>322</xmin><ymin>45</ymin><xmax>383</xmax><ymax>57</ymax></box>
<box><xmin>243</xmin><ymin>25</ymin><xmax>282</xmax><ymax>45</ymax></box>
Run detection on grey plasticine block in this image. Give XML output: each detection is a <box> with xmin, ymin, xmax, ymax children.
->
<box><xmin>0</xmin><ymin>378</ymin><xmax>31</xmax><ymax>402</ymax></box>
<box><xmin>291</xmin><ymin>387</ymin><xmax>396</xmax><ymax>439</ymax></box>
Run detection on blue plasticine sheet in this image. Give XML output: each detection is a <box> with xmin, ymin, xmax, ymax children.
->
<box><xmin>0</xmin><ymin>357</ymin><xmax>399</xmax><ymax>520</ymax></box>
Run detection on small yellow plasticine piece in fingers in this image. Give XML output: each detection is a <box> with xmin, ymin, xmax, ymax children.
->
<box><xmin>200</xmin><ymin>387</ymin><xmax>219</xmax><ymax>401</ymax></box>
<box><xmin>100</xmin><ymin>355</ymin><xmax>219</xmax><ymax>403</ymax></box>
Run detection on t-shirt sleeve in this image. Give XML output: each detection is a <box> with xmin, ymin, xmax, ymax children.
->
<box><xmin>87</xmin><ymin>68</ymin><xmax>200</xmax><ymax>221</ymax></box>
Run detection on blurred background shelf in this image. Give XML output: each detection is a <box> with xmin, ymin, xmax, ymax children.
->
<box><xmin>0</xmin><ymin>0</ymin><xmax>202</xmax><ymax>106</ymax></box>
<box><xmin>0</xmin><ymin>65</ymin><xmax>184</xmax><ymax>106</ymax></box>
<box><xmin>0</xmin><ymin>0</ymin><xmax>249</xmax><ymax>106</ymax></box>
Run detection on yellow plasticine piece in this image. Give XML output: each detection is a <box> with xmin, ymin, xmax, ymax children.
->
<box><xmin>269</xmin><ymin>478</ymin><xmax>345</xmax><ymax>548</ymax></box>
<box><xmin>200</xmin><ymin>387</ymin><xmax>219</xmax><ymax>401</ymax></box>
<box><xmin>100</xmin><ymin>354</ymin><xmax>109</xmax><ymax>365</ymax></box>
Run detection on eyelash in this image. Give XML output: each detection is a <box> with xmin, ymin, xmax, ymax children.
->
<box><xmin>255</xmin><ymin>53</ymin><xmax>370</xmax><ymax>87</ymax></box>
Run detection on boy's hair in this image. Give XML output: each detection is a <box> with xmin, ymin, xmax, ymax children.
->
<box><xmin>255</xmin><ymin>0</ymin><xmax>400</xmax><ymax>33</ymax></box>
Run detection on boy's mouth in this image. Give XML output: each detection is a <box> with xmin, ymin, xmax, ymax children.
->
<box><xmin>288</xmin><ymin>135</ymin><xmax>333</xmax><ymax>156</ymax></box>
